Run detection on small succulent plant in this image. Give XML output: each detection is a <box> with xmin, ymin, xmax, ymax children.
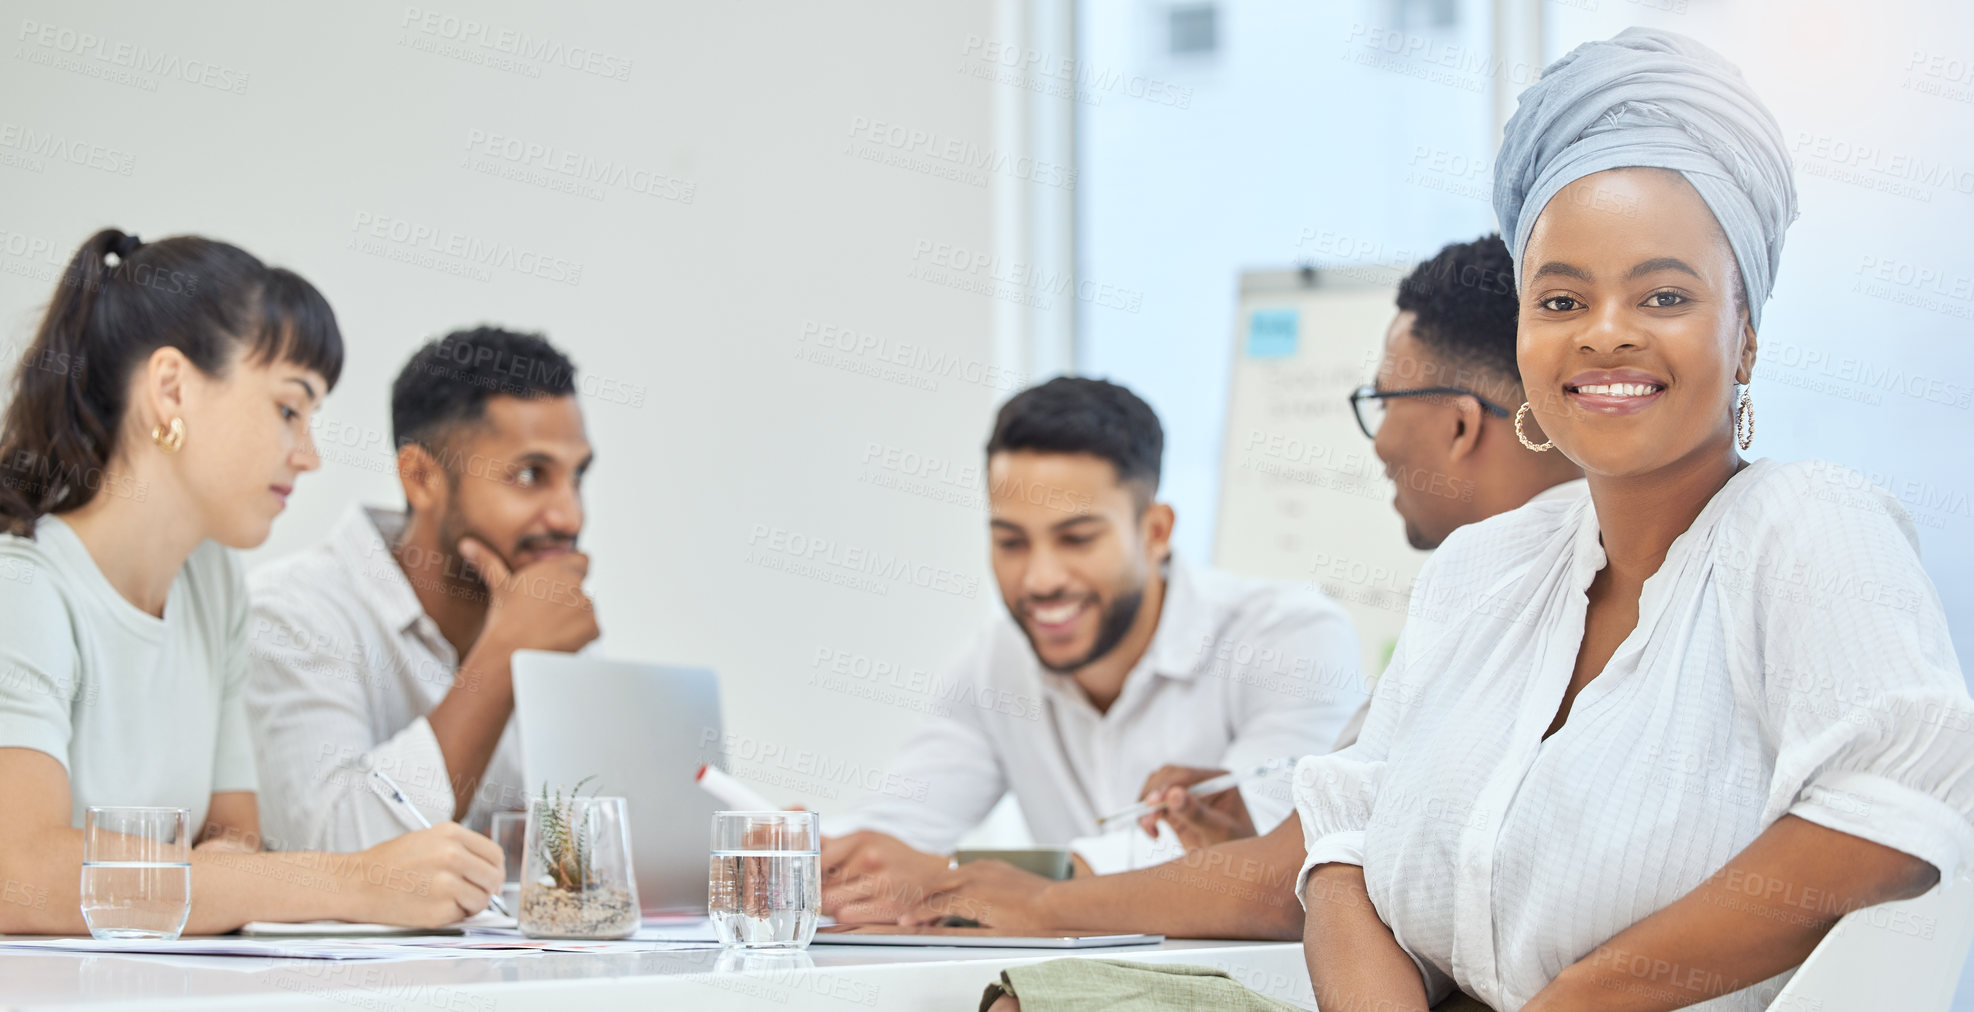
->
<box><xmin>534</xmin><ymin>775</ymin><xmax>599</xmax><ymax>891</ymax></box>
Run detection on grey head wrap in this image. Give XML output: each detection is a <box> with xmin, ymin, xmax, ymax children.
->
<box><xmin>1493</xmin><ymin>27</ymin><xmax>1798</xmax><ymax>330</ymax></box>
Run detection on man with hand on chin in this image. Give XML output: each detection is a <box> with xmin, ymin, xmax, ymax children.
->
<box><xmin>246</xmin><ymin>327</ymin><xmax>599</xmax><ymax>851</ymax></box>
<box><xmin>821</xmin><ymin>377</ymin><xmax>1366</xmax><ymax>923</ymax></box>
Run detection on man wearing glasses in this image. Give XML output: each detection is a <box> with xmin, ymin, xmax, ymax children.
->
<box><xmin>1348</xmin><ymin>233</ymin><xmax>1584</xmax><ymax>552</ymax></box>
<box><xmin>1145</xmin><ymin>233</ymin><xmax>1585</xmax><ymax>835</ymax></box>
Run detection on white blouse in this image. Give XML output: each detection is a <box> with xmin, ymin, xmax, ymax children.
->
<box><xmin>1293</xmin><ymin>458</ymin><xmax>1974</xmax><ymax>1011</ymax></box>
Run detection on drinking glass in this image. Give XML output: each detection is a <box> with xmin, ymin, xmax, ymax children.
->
<box><xmin>708</xmin><ymin>811</ymin><xmax>820</xmax><ymax>949</ymax></box>
<box><xmin>80</xmin><ymin>807</ymin><xmax>191</xmax><ymax>940</ymax></box>
<box><xmin>518</xmin><ymin>795</ymin><xmax>639</xmax><ymax>939</ymax></box>
<box><xmin>489</xmin><ymin>811</ymin><xmax>526</xmax><ymax>915</ymax></box>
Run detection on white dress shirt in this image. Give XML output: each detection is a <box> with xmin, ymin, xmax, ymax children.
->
<box><xmin>246</xmin><ymin>505</ymin><xmax>527</xmax><ymax>851</ymax></box>
<box><xmin>1328</xmin><ymin>477</ymin><xmax>1589</xmax><ymax>751</ymax></box>
<box><xmin>1293</xmin><ymin>459</ymin><xmax>1974</xmax><ymax>1010</ymax></box>
<box><xmin>838</xmin><ymin>556</ymin><xmax>1365</xmax><ymax>873</ymax></box>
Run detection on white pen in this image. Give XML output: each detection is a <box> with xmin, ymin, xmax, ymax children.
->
<box><xmin>1097</xmin><ymin>757</ymin><xmax>1296</xmax><ymax>827</ymax></box>
<box><xmin>368</xmin><ymin>768</ymin><xmax>510</xmax><ymax>918</ymax></box>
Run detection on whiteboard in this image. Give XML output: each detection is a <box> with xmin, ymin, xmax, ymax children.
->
<box><xmin>1211</xmin><ymin>268</ymin><xmax>1426</xmax><ymax>677</ymax></box>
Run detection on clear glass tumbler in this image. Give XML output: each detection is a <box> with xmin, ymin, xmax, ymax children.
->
<box><xmin>489</xmin><ymin>811</ymin><xmax>526</xmax><ymax>916</ymax></box>
<box><xmin>518</xmin><ymin>795</ymin><xmax>639</xmax><ymax>939</ymax></box>
<box><xmin>80</xmin><ymin>806</ymin><xmax>191</xmax><ymax>940</ymax></box>
<box><xmin>708</xmin><ymin>811</ymin><xmax>820</xmax><ymax>949</ymax></box>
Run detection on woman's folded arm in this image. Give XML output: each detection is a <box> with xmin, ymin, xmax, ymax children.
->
<box><xmin>1526</xmin><ymin>814</ymin><xmax>1939</xmax><ymax>1012</ymax></box>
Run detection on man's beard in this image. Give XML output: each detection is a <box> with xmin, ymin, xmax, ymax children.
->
<box><xmin>432</xmin><ymin>507</ymin><xmax>495</xmax><ymax>593</ymax></box>
<box><xmin>1025</xmin><ymin>584</ymin><xmax>1147</xmax><ymax>675</ymax></box>
<box><xmin>435</xmin><ymin>506</ymin><xmax>578</xmax><ymax>589</ymax></box>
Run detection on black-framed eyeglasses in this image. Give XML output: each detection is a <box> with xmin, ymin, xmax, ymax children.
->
<box><xmin>1347</xmin><ymin>384</ymin><xmax>1514</xmax><ymax>440</ymax></box>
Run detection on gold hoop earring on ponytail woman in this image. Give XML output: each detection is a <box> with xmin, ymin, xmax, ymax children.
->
<box><xmin>151</xmin><ymin>417</ymin><xmax>186</xmax><ymax>453</ymax></box>
<box><xmin>1515</xmin><ymin>402</ymin><xmax>1553</xmax><ymax>452</ymax></box>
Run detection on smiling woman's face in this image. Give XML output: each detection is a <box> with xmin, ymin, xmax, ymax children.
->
<box><xmin>1516</xmin><ymin>167</ymin><xmax>1755</xmax><ymax>479</ymax></box>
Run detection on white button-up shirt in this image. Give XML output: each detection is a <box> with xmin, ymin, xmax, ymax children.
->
<box><xmin>839</xmin><ymin>557</ymin><xmax>1365</xmax><ymax>873</ymax></box>
<box><xmin>245</xmin><ymin>506</ymin><xmax>527</xmax><ymax>851</ymax></box>
<box><xmin>1327</xmin><ymin>477</ymin><xmax>1589</xmax><ymax>752</ymax></box>
<box><xmin>1294</xmin><ymin>459</ymin><xmax>1974</xmax><ymax>1010</ymax></box>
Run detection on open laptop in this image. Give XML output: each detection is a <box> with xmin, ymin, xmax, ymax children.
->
<box><xmin>512</xmin><ymin>650</ymin><xmax>723</xmax><ymax>915</ymax></box>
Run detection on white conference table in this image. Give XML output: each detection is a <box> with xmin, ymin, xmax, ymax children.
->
<box><xmin>0</xmin><ymin>933</ymin><xmax>1313</xmax><ymax>1011</ymax></box>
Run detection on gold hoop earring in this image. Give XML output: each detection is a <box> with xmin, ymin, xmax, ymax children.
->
<box><xmin>1734</xmin><ymin>387</ymin><xmax>1754</xmax><ymax>450</ymax></box>
<box><xmin>1514</xmin><ymin>402</ymin><xmax>1553</xmax><ymax>453</ymax></box>
<box><xmin>151</xmin><ymin>417</ymin><xmax>186</xmax><ymax>454</ymax></box>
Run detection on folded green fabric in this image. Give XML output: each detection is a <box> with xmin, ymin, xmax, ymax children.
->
<box><xmin>978</xmin><ymin>959</ymin><xmax>1306</xmax><ymax>1012</ymax></box>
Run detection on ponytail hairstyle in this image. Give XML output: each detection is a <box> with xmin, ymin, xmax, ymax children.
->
<box><xmin>0</xmin><ymin>228</ymin><xmax>344</xmax><ymax>537</ymax></box>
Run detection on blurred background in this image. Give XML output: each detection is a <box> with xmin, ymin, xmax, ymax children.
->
<box><xmin>2</xmin><ymin>0</ymin><xmax>1969</xmax><ymax>1000</ymax></box>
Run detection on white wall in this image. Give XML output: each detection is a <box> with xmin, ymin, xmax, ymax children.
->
<box><xmin>0</xmin><ymin>0</ymin><xmax>1031</xmax><ymax>817</ymax></box>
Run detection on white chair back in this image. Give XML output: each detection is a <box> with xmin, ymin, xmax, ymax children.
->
<box><xmin>1765</xmin><ymin>873</ymin><xmax>1974</xmax><ymax>1011</ymax></box>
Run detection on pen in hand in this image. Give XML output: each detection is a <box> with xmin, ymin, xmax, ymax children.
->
<box><xmin>1096</xmin><ymin>757</ymin><xmax>1295</xmax><ymax>828</ymax></box>
<box><xmin>368</xmin><ymin>768</ymin><xmax>511</xmax><ymax>918</ymax></box>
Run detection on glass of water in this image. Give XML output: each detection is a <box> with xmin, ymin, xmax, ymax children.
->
<box><xmin>81</xmin><ymin>807</ymin><xmax>191</xmax><ymax>940</ymax></box>
<box><xmin>490</xmin><ymin>811</ymin><xmax>526</xmax><ymax>916</ymax></box>
<box><xmin>709</xmin><ymin>811</ymin><xmax>819</xmax><ymax>949</ymax></box>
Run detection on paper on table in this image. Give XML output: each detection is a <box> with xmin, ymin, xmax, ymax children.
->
<box><xmin>462</xmin><ymin>915</ymin><xmax>719</xmax><ymax>944</ymax></box>
<box><xmin>0</xmin><ymin>937</ymin><xmax>516</xmax><ymax>960</ymax></box>
<box><xmin>241</xmin><ymin>909</ymin><xmax>514</xmax><ymax>937</ymax></box>
<box><xmin>410</xmin><ymin>937</ymin><xmax>720</xmax><ymax>953</ymax></box>
<box><xmin>632</xmin><ymin>918</ymin><xmax>722</xmax><ymax>943</ymax></box>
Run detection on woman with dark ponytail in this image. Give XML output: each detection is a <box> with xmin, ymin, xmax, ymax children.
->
<box><xmin>0</xmin><ymin>229</ymin><xmax>503</xmax><ymax>933</ymax></box>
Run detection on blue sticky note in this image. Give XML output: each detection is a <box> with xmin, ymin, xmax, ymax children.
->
<box><xmin>1247</xmin><ymin>309</ymin><xmax>1299</xmax><ymax>359</ymax></box>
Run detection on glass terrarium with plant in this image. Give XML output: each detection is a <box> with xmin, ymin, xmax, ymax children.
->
<box><xmin>517</xmin><ymin>775</ymin><xmax>640</xmax><ymax>939</ymax></box>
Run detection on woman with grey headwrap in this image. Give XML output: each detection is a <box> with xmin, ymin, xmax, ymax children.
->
<box><xmin>967</xmin><ymin>27</ymin><xmax>1969</xmax><ymax>1012</ymax></box>
<box><xmin>1288</xmin><ymin>26</ymin><xmax>1972</xmax><ymax>1012</ymax></box>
